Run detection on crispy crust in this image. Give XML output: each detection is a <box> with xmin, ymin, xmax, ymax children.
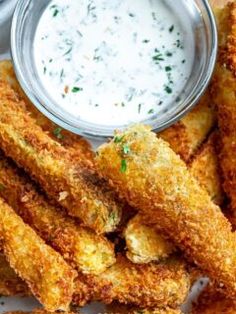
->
<box><xmin>189</xmin><ymin>131</ymin><xmax>224</xmax><ymax>206</ymax></box>
<box><xmin>4</xmin><ymin>310</ymin><xmax>76</xmax><ymax>314</ymax></box>
<box><xmin>106</xmin><ymin>303</ymin><xmax>182</xmax><ymax>314</ymax></box>
<box><xmin>0</xmin><ymin>151</ymin><xmax>115</xmax><ymax>275</ymax></box>
<box><xmin>124</xmin><ymin>132</ymin><xmax>223</xmax><ymax>264</ymax></box>
<box><xmin>159</xmin><ymin>91</ymin><xmax>216</xmax><ymax>162</ymax></box>
<box><xmin>0</xmin><ymin>197</ymin><xmax>76</xmax><ymax>311</ymax></box>
<box><xmin>0</xmin><ymin>79</ymin><xmax>122</xmax><ymax>233</ymax></box>
<box><xmin>211</xmin><ymin>3</ymin><xmax>236</xmax><ymax>216</ymax></box>
<box><xmin>214</xmin><ymin>3</ymin><xmax>236</xmax><ymax>75</ymax></box>
<box><xmin>73</xmin><ymin>255</ymin><xmax>190</xmax><ymax>309</ymax></box>
<box><xmin>96</xmin><ymin>124</ymin><xmax>236</xmax><ymax>297</ymax></box>
<box><xmin>0</xmin><ymin>60</ymin><xmax>94</xmax><ymax>164</ymax></box>
<box><xmin>124</xmin><ymin>214</ymin><xmax>175</xmax><ymax>264</ymax></box>
<box><xmin>0</xmin><ymin>253</ymin><xmax>30</xmax><ymax>296</ymax></box>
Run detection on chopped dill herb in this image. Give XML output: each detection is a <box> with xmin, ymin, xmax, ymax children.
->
<box><xmin>0</xmin><ymin>183</ymin><xmax>5</xmax><ymax>191</ymax></box>
<box><xmin>152</xmin><ymin>12</ymin><xmax>157</xmax><ymax>21</ymax></box>
<box><xmin>129</xmin><ymin>13</ymin><xmax>135</xmax><ymax>17</ymax></box>
<box><xmin>72</xmin><ymin>86</ymin><xmax>83</xmax><ymax>92</ymax></box>
<box><xmin>49</xmin><ymin>58</ymin><xmax>53</xmax><ymax>63</ymax></box>
<box><xmin>53</xmin><ymin>127</ymin><xmax>64</xmax><ymax>140</ymax></box>
<box><xmin>138</xmin><ymin>103</ymin><xmax>142</xmax><ymax>113</ymax></box>
<box><xmin>148</xmin><ymin>109</ymin><xmax>154</xmax><ymax>114</ymax></box>
<box><xmin>87</xmin><ymin>3</ymin><xmax>96</xmax><ymax>15</ymax></box>
<box><xmin>53</xmin><ymin>9</ymin><xmax>59</xmax><ymax>17</ymax></box>
<box><xmin>165</xmin><ymin>66</ymin><xmax>172</xmax><ymax>72</ymax></box>
<box><xmin>114</xmin><ymin>135</ymin><xmax>124</xmax><ymax>143</ymax></box>
<box><xmin>175</xmin><ymin>39</ymin><xmax>184</xmax><ymax>49</ymax></box>
<box><xmin>120</xmin><ymin>159</ymin><xmax>127</xmax><ymax>173</ymax></box>
<box><xmin>166</xmin><ymin>51</ymin><xmax>173</xmax><ymax>57</ymax></box>
<box><xmin>164</xmin><ymin>85</ymin><xmax>173</xmax><ymax>94</ymax></box>
<box><xmin>182</xmin><ymin>59</ymin><xmax>186</xmax><ymax>64</ymax></box>
<box><xmin>43</xmin><ymin>66</ymin><xmax>47</xmax><ymax>74</ymax></box>
<box><xmin>152</xmin><ymin>53</ymin><xmax>164</xmax><ymax>62</ymax></box>
<box><xmin>169</xmin><ymin>25</ymin><xmax>174</xmax><ymax>32</ymax></box>
<box><xmin>122</xmin><ymin>144</ymin><xmax>130</xmax><ymax>155</ymax></box>
<box><xmin>63</xmin><ymin>46</ymin><xmax>73</xmax><ymax>56</ymax></box>
<box><xmin>121</xmin><ymin>102</ymin><xmax>125</xmax><ymax>107</ymax></box>
<box><xmin>109</xmin><ymin>212</ymin><xmax>117</xmax><ymax>223</ymax></box>
<box><xmin>175</xmin><ymin>96</ymin><xmax>181</xmax><ymax>102</ymax></box>
<box><xmin>60</xmin><ymin>69</ymin><xmax>65</xmax><ymax>79</ymax></box>
<box><xmin>142</xmin><ymin>39</ymin><xmax>150</xmax><ymax>43</ymax></box>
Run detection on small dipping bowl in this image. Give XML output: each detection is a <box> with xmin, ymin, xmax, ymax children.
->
<box><xmin>11</xmin><ymin>0</ymin><xmax>217</xmax><ymax>139</ymax></box>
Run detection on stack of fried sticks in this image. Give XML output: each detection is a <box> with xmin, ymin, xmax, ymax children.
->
<box><xmin>0</xmin><ymin>2</ymin><xmax>235</xmax><ymax>314</ymax></box>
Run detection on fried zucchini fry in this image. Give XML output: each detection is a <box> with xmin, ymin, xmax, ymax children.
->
<box><xmin>159</xmin><ymin>91</ymin><xmax>216</xmax><ymax>162</ymax></box>
<box><xmin>96</xmin><ymin>124</ymin><xmax>236</xmax><ymax>297</ymax></box>
<box><xmin>73</xmin><ymin>255</ymin><xmax>190</xmax><ymax>309</ymax></box>
<box><xmin>0</xmin><ymin>79</ymin><xmax>122</xmax><ymax>233</ymax></box>
<box><xmin>0</xmin><ymin>253</ymin><xmax>30</xmax><ymax>296</ymax></box>
<box><xmin>0</xmin><ymin>60</ymin><xmax>94</xmax><ymax>164</ymax></box>
<box><xmin>211</xmin><ymin>3</ymin><xmax>236</xmax><ymax>214</ymax></box>
<box><xmin>0</xmin><ymin>152</ymin><xmax>115</xmax><ymax>275</ymax></box>
<box><xmin>124</xmin><ymin>131</ymin><xmax>223</xmax><ymax>264</ymax></box>
<box><xmin>0</xmin><ymin>197</ymin><xmax>76</xmax><ymax>311</ymax></box>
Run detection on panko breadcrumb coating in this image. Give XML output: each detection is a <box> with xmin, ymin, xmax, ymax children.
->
<box><xmin>0</xmin><ymin>254</ymin><xmax>30</xmax><ymax>296</ymax></box>
<box><xmin>4</xmin><ymin>310</ymin><xmax>77</xmax><ymax>314</ymax></box>
<box><xmin>124</xmin><ymin>214</ymin><xmax>175</xmax><ymax>264</ymax></box>
<box><xmin>159</xmin><ymin>91</ymin><xmax>216</xmax><ymax>162</ymax></box>
<box><xmin>124</xmin><ymin>131</ymin><xmax>223</xmax><ymax>264</ymax></box>
<box><xmin>0</xmin><ymin>197</ymin><xmax>76</xmax><ymax>311</ymax></box>
<box><xmin>96</xmin><ymin>124</ymin><xmax>236</xmax><ymax>297</ymax></box>
<box><xmin>73</xmin><ymin>255</ymin><xmax>190</xmax><ymax>309</ymax></box>
<box><xmin>0</xmin><ymin>60</ymin><xmax>94</xmax><ymax>164</ymax></box>
<box><xmin>189</xmin><ymin>131</ymin><xmax>224</xmax><ymax>206</ymax></box>
<box><xmin>0</xmin><ymin>79</ymin><xmax>122</xmax><ymax>233</ymax></box>
<box><xmin>106</xmin><ymin>303</ymin><xmax>182</xmax><ymax>314</ymax></box>
<box><xmin>0</xmin><ymin>151</ymin><xmax>115</xmax><ymax>275</ymax></box>
<box><xmin>211</xmin><ymin>3</ymin><xmax>236</xmax><ymax>215</ymax></box>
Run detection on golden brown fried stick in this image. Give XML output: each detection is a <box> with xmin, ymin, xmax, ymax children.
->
<box><xmin>0</xmin><ymin>244</ymin><xmax>190</xmax><ymax>308</ymax></box>
<box><xmin>211</xmin><ymin>3</ymin><xmax>236</xmax><ymax>215</ymax></box>
<box><xmin>159</xmin><ymin>91</ymin><xmax>216</xmax><ymax>162</ymax></box>
<box><xmin>73</xmin><ymin>255</ymin><xmax>190</xmax><ymax>309</ymax></box>
<box><xmin>0</xmin><ymin>79</ymin><xmax>122</xmax><ymax>233</ymax></box>
<box><xmin>0</xmin><ymin>197</ymin><xmax>76</xmax><ymax>311</ymax></box>
<box><xmin>0</xmin><ymin>253</ymin><xmax>30</xmax><ymax>296</ymax></box>
<box><xmin>124</xmin><ymin>131</ymin><xmax>223</xmax><ymax>264</ymax></box>
<box><xmin>0</xmin><ymin>60</ymin><xmax>94</xmax><ymax>164</ymax></box>
<box><xmin>0</xmin><ymin>151</ymin><xmax>115</xmax><ymax>275</ymax></box>
<box><xmin>96</xmin><ymin>124</ymin><xmax>236</xmax><ymax>297</ymax></box>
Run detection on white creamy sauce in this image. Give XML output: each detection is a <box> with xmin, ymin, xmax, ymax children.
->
<box><xmin>34</xmin><ymin>0</ymin><xmax>193</xmax><ymax>126</ymax></box>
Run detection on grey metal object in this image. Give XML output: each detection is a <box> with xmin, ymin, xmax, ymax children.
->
<box><xmin>11</xmin><ymin>0</ymin><xmax>217</xmax><ymax>139</ymax></box>
<box><xmin>0</xmin><ymin>0</ymin><xmax>18</xmax><ymax>54</ymax></box>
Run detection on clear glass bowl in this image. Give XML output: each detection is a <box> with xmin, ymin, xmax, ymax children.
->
<box><xmin>11</xmin><ymin>0</ymin><xmax>217</xmax><ymax>139</ymax></box>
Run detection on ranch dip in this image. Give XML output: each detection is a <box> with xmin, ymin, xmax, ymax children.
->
<box><xmin>34</xmin><ymin>0</ymin><xmax>193</xmax><ymax>126</ymax></box>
